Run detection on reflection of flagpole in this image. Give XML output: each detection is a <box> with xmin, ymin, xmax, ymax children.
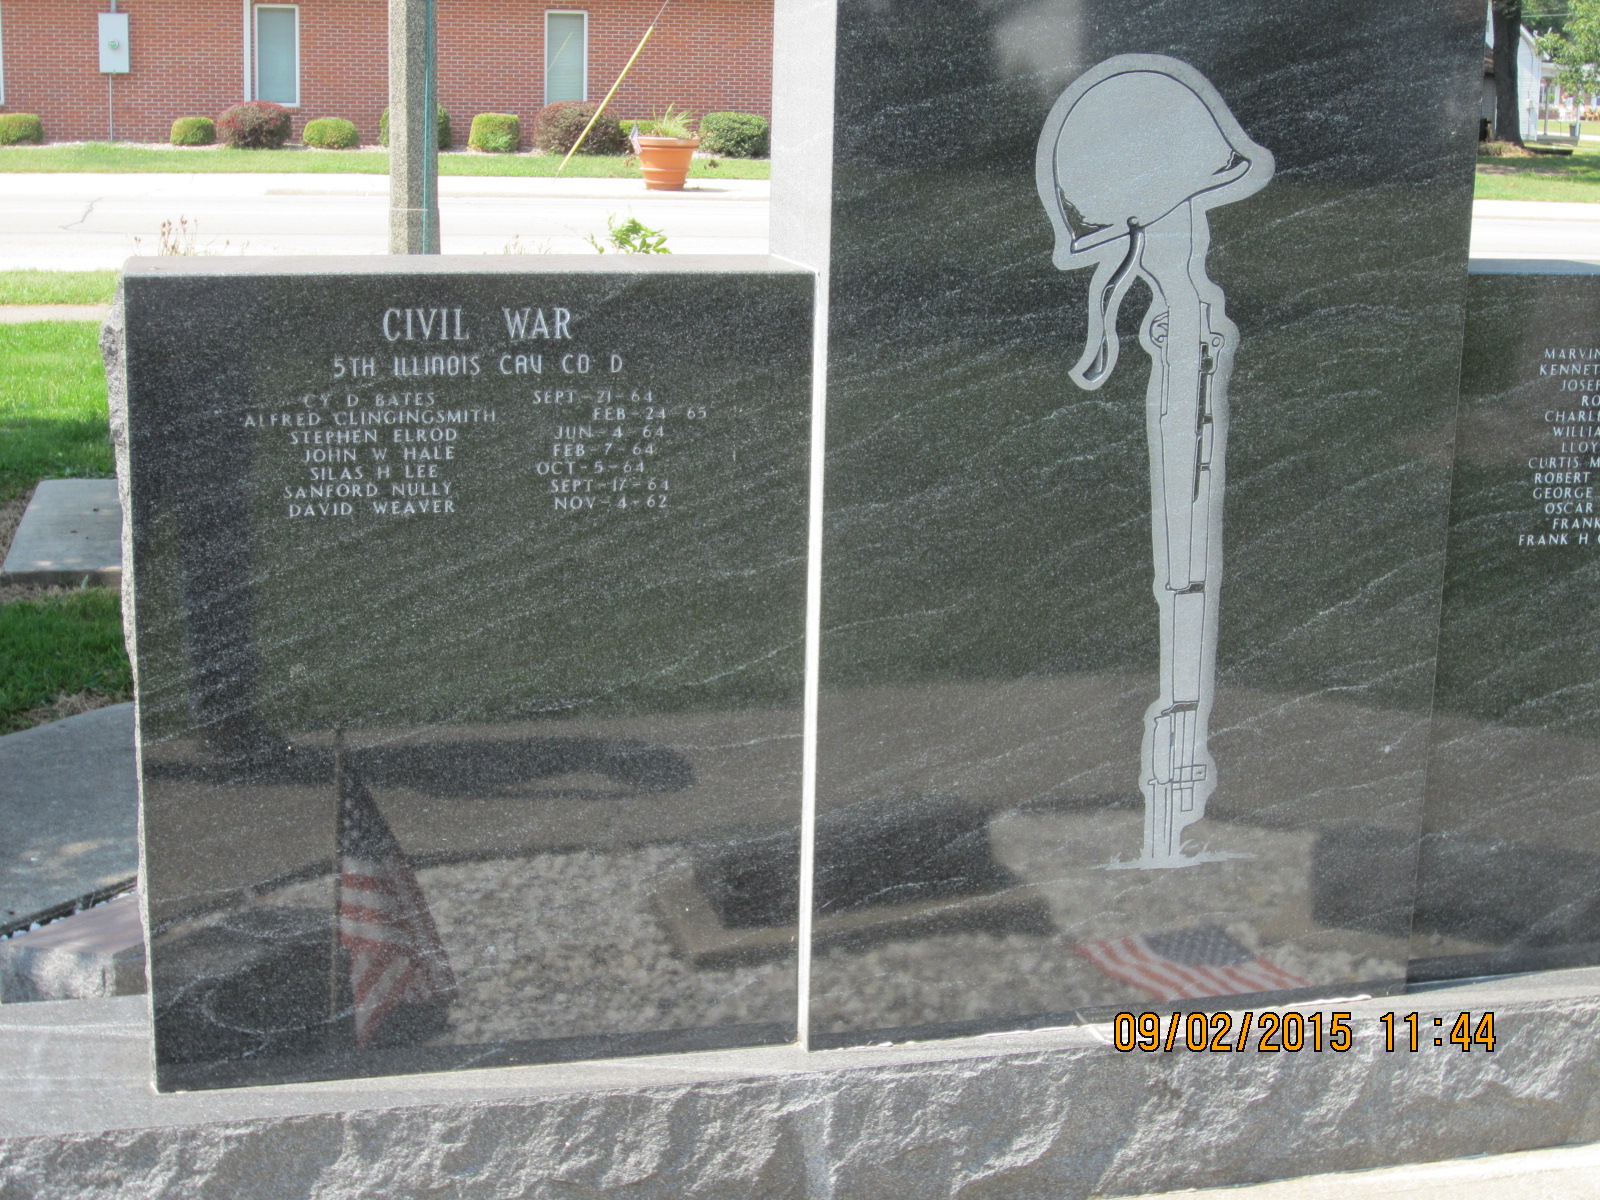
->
<box><xmin>556</xmin><ymin>0</ymin><xmax>673</xmax><ymax>172</ymax></box>
<box><xmin>328</xmin><ymin>726</ymin><xmax>346</xmax><ymax>1027</ymax></box>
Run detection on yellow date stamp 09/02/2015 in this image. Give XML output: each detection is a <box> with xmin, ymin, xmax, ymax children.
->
<box><xmin>1109</xmin><ymin>1010</ymin><xmax>1497</xmax><ymax>1054</ymax></box>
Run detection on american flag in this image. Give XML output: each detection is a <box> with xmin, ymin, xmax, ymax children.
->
<box><xmin>1077</xmin><ymin>926</ymin><xmax>1306</xmax><ymax>1002</ymax></box>
<box><xmin>337</xmin><ymin>756</ymin><xmax>456</xmax><ymax>1047</ymax></box>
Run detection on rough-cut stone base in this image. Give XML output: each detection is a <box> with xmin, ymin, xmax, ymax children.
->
<box><xmin>3</xmin><ymin>970</ymin><xmax>1600</xmax><ymax>1198</ymax></box>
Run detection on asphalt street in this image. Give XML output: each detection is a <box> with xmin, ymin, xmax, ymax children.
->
<box><xmin>1471</xmin><ymin>198</ymin><xmax>1600</xmax><ymax>267</ymax></box>
<box><xmin>2</xmin><ymin>174</ymin><xmax>1595</xmax><ymax>269</ymax></box>
<box><xmin>0</xmin><ymin>173</ymin><xmax>770</xmax><ymax>268</ymax></box>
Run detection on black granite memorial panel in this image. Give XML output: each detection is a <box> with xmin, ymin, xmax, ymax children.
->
<box><xmin>811</xmin><ymin>1</ymin><xmax>1482</xmax><ymax>1041</ymax></box>
<box><xmin>120</xmin><ymin>257</ymin><xmax>811</xmax><ymax>1089</ymax></box>
<box><xmin>1414</xmin><ymin>267</ymin><xmax>1600</xmax><ymax>982</ymax></box>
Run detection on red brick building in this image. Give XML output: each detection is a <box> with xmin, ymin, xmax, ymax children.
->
<box><xmin>0</xmin><ymin>0</ymin><xmax>772</xmax><ymax>144</ymax></box>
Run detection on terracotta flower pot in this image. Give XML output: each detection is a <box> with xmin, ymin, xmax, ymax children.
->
<box><xmin>632</xmin><ymin>135</ymin><xmax>701</xmax><ymax>190</ymax></box>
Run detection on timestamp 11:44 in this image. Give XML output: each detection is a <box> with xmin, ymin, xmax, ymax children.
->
<box><xmin>1380</xmin><ymin>1011</ymin><xmax>1495</xmax><ymax>1052</ymax></box>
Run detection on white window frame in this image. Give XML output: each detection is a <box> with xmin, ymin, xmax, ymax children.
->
<box><xmin>253</xmin><ymin>4</ymin><xmax>300</xmax><ymax>108</ymax></box>
<box><xmin>544</xmin><ymin>11</ymin><xmax>589</xmax><ymax>106</ymax></box>
<box><xmin>0</xmin><ymin>4</ymin><xmax>8</xmax><ymax>106</ymax></box>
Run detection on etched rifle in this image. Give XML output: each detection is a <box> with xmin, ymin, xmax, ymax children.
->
<box><xmin>1035</xmin><ymin>55</ymin><xmax>1273</xmax><ymax>865</ymax></box>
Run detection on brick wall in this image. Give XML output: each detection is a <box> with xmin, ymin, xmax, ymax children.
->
<box><xmin>0</xmin><ymin>0</ymin><xmax>772</xmax><ymax>145</ymax></box>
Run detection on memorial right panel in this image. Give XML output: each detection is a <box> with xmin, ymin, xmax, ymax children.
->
<box><xmin>811</xmin><ymin>0</ymin><xmax>1483</xmax><ymax>1042</ymax></box>
<box><xmin>1415</xmin><ymin>268</ymin><xmax>1600</xmax><ymax>982</ymax></box>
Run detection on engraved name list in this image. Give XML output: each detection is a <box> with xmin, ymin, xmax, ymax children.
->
<box><xmin>242</xmin><ymin>303</ymin><xmax>689</xmax><ymax>521</ymax></box>
<box><xmin>1525</xmin><ymin>345</ymin><xmax>1600</xmax><ymax>547</ymax></box>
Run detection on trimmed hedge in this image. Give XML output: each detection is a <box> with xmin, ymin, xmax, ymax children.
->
<box><xmin>468</xmin><ymin>112</ymin><xmax>521</xmax><ymax>153</ymax></box>
<box><xmin>533</xmin><ymin>101</ymin><xmax>629</xmax><ymax>155</ymax></box>
<box><xmin>0</xmin><ymin>114</ymin><xmax>45</xmax><ymax>146</ymax></box>
<box><xmin>303</xmin><ymin>117</ymin><xmax>359</xmax><ymax>149</ymax></box>
<box><xmin>379</xmin><ymin>105</ymin><xmax>452</xmax><ymax>150</ymax></box>
<box><xmin>700</xmin><ymin>112</ymin><xmax>769</xmax><ymax>158</ymax></box>
<box><xmin>217</xmin><ymin>101</ymin><xmax>291</xmax><ymax>149</ymax></box>
<box><xmin>169</xmin><ymin>117</ymin><xmax>216</xmax><ymax>146</ymax></box>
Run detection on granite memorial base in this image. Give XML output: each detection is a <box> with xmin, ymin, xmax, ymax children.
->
<box><xmin>0</xmin><ymin>891</ymin><xmax>143</xmax><ymax>1004</ymax></box>
<box><xmin>4</xmin><ymin>971</ymin><xmax>1600</xmax><ymax>1197</ymax></box>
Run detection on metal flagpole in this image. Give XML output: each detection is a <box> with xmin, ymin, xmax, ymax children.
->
<box><xmin>328</xmin><ymin>727</ymin><xmax>346</xmax><ymax>1026</ymax></box>
<box><xmin>556</xmin><ymin>0</ymin><xmax>673</xmax><ymax>173</ymax></box>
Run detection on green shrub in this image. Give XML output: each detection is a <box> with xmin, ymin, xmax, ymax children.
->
<box><xmin>303</xmin><ymin>117</ymin><xmax>359</xmax><ymax>149</ymax></box>
<box><xmin>169</xmin><ymin>117</ymin><xmax>216</xmax><ymax>146</ymax></box>
<box><xmin>699</xmin><ymin>112</ymin><xmax>769</xmax><ymax>158</ymax></box>
<box><xmin>468</xmin><ymin>112</ymin><xmax>521</xmax><ymax>153</ymax></box>
<box><xmin>379</xmin><ymin>105</ymin><xmax>451</xmax><ymax>150</ymax></box>
<box><xmin>533</xmin><ymin>101</ymin><xmax>629</xmax><ymax>155</ymax></box>
<box><xmin>0</xmin><ymin>114</ymin><xmax>44</xmax><ymax>146</ymax></box>
<box><xmin>217</xmin><ymin>101</ymin><xmax>291</xmax><ymax>149</ymax></box>
<box><xmin>619</xmin><ymin>119</ymin><xmax>661</xmax><ymax>141</ymax></box>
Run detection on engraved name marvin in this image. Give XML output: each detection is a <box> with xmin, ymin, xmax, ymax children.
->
<box><xmin>242</xmin><ymin>302</ymin><xmax>685</xmax><ymax>519</ymax></box>
<box><xmin>1036</xmin><ymin>55</ymin><xmax>1273</xmax><ymax>866</ymax></box>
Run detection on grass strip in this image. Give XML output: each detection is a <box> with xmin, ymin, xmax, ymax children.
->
<box><xmin>0</xmin><ymin>270</ymin><xmax>119</xmax><ymax>306</ymax></box>
<box><xmin>0</xmin><ymin>143</ymin><xmax>769</xmax><ymax>180</ymax></box>
<box><xmin>0</xmin><ymin>323</ymin><xmax>113</xmax><ymax>502</ymax></box>
<box><xmin>0</xmin><ymin>589</ymin><xmax>132</xmax><ymax>733</ymax></box>
<box><xmin>1476</xmin><ymin>145</ymin><xmax>1600</xmax><ymax>202</ymax></box>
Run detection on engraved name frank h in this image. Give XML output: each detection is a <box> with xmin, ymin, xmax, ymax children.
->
<box><xmin>1035</xmin><ymin>55</ymin><xmax>1274</xmax><ymax>866</ymax></box>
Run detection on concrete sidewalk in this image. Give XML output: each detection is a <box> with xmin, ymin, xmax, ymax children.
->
<box><xmin>0</xmin><ymin>479</ymin><xmax>122</xmax><ymax>587</ymax></box>
<box><xmin>0</xmin><ymin>172</ymin><xmax>770</xmax><ymax>267</ymax></box>
<box><xmin>0</xmin><ymin>703</ymin><xmax>137</xmax><ymax>926</ymax></box>
<box><xmin>0</xmin><ymin>305</ymin><xmax>109</xmax><ymax>323</ymax></box>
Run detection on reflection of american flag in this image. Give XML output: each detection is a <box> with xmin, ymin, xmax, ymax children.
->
<box><xmin>1077</xmin><ymin>926</ymin><xmax>1305</xmax><ymax>1002</ymax></box>
<box><xmin>337</xmin><ymin>761</ymin><xmax>456</xmax><ymax>1047</ymax></box>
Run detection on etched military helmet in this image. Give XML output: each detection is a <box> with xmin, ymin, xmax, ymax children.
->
<box><xmin>1036</xmin><ymin>55</ymin><xmax>1272</xmax><ymax>264</ymax></box>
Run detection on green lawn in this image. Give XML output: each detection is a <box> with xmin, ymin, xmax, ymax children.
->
<box><xmin>0</xmin><ymin>589</ymin><xmax>132</xmax><ymax>733</ymax></box>
<box><xmin>0</xmin><ymin>142</ymin><xmax>770</xmax><ymax>180</ymax></box>
<box><xmin>1476</xmin><ymin>145</ymin><xmax>1600</xmax><ymax>202</ymax></box>
<box><xmin>0</xmin><ymin>319</ymin><xmax>126</xmax><ymax>731</ymax></box>
<box><xmin>0</xmin><ymin>270</ymin><xmax>119</xmax><ymax>305</ymax></box>
<box><xmin>0</xmin><ymin>322</ymin><xmax>114</xmax><ymax>503</ymax></box>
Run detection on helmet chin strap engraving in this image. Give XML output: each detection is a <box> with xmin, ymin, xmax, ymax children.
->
<box><xmin>1036</xmin><ymin>55</ymin><xmax>1274</xmax><ymax>867</ymax></box>
<box><xmin>1072</xmin><ymin>218</ymin><xmax>1144</xmax><ymax>389</ymax></box>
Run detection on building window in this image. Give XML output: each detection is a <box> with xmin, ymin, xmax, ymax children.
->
<box><xmin>0</xmin><ymin>4</ymin><xmax>7</xmax><ymax>106</ymax></box>
<box><xmin>545</xmin><ymin>12</ymin><xmax>588</xmax><ymax>105</ymax></box>
<box><xmin>255</xmin><ymin>5</ymin><xmax>299</xmax><ymax>107</ymax></box>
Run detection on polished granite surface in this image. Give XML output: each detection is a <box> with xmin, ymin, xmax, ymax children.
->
<box><xmin>1415</xmin><ymin>270</ymin><xmax>1600</xmax><ymax>982</ymax></box>
<box><xmin>811</xmin><ymin>0</ymin><xmax>1484</xmax><ymax>1041</ymax></box>
<box><xmin>119</xmin><ymin>257</ymin><xmax>812</xmax><ymax>1089</ymax></box>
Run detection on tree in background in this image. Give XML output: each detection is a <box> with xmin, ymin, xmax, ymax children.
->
<box><xmin>1493</xmin><ymin>0</ymin><xmax>1528</xmax><ymax>144</ymax></box>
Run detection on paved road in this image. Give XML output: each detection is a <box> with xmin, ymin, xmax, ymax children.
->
<box><xmin>0</xmin><ymin>173</ymin><xmax>769</xmax><ymax>268</ymax></box>
<box><xmin>1471</xmin><ymin>198</ymin><xmax>1600</xmax><ymax>267</ymax></box>
<box><xmin>3</xmin><ymin>175</ymin><xmax>1600</xmax><ymax>269</ymax></box>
